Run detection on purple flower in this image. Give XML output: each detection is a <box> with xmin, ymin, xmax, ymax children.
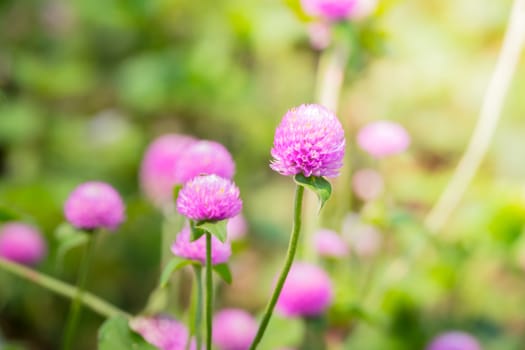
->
<box><xmin>176</xmin><ymin>175</ymin><xmax>242</xmax><ymax>222</ymax></box>
<box><xmin>227</xmin><ymin>214</ymin><xmax>248</xmax><ymax>241</ymax></box>
<box><xmin>270</xmin><ymin>104</ymin><xmax>345</xmax><ymax>178</ymax></box>
<box><xmin>212</xmin><ymin>309</ymin><xmax>257</xmax><ymax>350</ymax></box>
<box><xmin>129</xmin><ymin>315</ymin><xmax>196</xmax><ymax>350</ymax></box>
<box><xmin>64</xmin><ymin>182</ymin><xmax>125</xmax><ymax>231</ymax></box>
<box><xmin>426</xmin><ymin>331</ymin><xmax>481</xmax><ymax>350</ymax></box>
<box><xmin>301</xmin><ymin>0</ymin><xmax>357</xmax><ymax>20</ymax></box>
<box><xmin>276</xmin><ymin>262</ymin><xmax>333</xmax><ymax>317</ymax></box>
<box><xmin>357</xmin><ymin>121</ymin><xmax>410</xmax><ymax>158</ymax></box>
<box><xmin>175</xmin><ymin>140</ymin><xmax>235</xmax><ymax>184</ymax></box>
<box><xmin>351</xmin><ymin>168</ymin><xmax>384</xmax><ymax>201</ymax></box>
<box><xmin>171</xmin><ymin>226</ymin><xmax>231</xmax><ymax>265</ymax></box>
<box><xmin>140</xmin><ymin>134</ymin><xmax>196</xmax><ymax>208</ymax></box>
<box><xmin>0</xmin><ymin>223</ymin><xmax>47</xmax><ymax>265</ymax></box>
<box><xmin>313</xmin><ymin>229</ymin><xmax>348</xmax><ymax>258</ymax></box>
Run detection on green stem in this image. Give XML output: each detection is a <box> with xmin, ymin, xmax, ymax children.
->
<box><xmin>205</xmin><ymin>233</ymin><xmax>213</xmax><ymax>350</ymax></box>
<box><xmin>0</xmin><ymin>257</ymin><xmax>127</xmax><ymax>319</ymax></box>
<box><xmin>62</xmin><ymin>235</ymin><xmax>97</xmax><ymax>350</ymax></box>
<box><xmin>249</xmin><ymin>184</ymin><xmax>305</xmax><ymax>350</ymax></box>
<box><xmin>189</xmin><ymin>266</ymin><xmax>203</xmax><ymax>350</ymax></box>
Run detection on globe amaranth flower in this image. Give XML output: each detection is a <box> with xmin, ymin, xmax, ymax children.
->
<box><xmin>270</xmin><ymin>104</ymin><xmax>345</xmax><ymax>178</ymax></box>
<box><xmin>357</xmin><ymin>120</ymin><xmax>410</xmax><ymax>158</ymax></box>
<box><xmin>313</xmin><ymin>229</ymin><xmax>348</xmax><ymax>258</ymax></box>
<box><xmin>212</xmin><ymin>309</ymin><xmax>257</xmax><ymax>350</ymax></box>
<box><xmin>64</xmin><ymin>181</ymin><xmax>125</xmax><ymax>231</ymax></box>
<box><xmin>171</xmin><ymin>226</ymin><xmax>231</xmax><ymax>265</ymax></box>
<box><xmin>227</xmin><ymin>214</ymin><xmax>248</xmax><ymax>241</ymax></box>
<box><xmin>130</xmin><ymin>315</ymin><xmax>196</xmax><ymax>350</ymax></box>
<box><xmin>426</xmin><ymin>331</ymin><xmax>481</xmax><ymax>350</ymax></box>
<box><xmin>176</xmin><ymin>175</ymin><xmax>242</xmax><ymax>222</ymax></box>
<box><xmin>175</xmin><ymin>140</ymin><xmax>235</xmax><ymax>184</ymax></box>
<box><xmin>140</xmin><ymin>134</ymin><xmax>196</xmax><ymax>207</ymax></box>
<box><xmin>276</xmin><ymin>262</ymin><xmax>333</xmax><ymax>317</ymax></box>
<box><xmin>0</xmin><ymin>223</ymin><xmax>47</xmax><ymax>265</ymax></box>
<box><xmin>301</xmin><ymin>0</ymin><xmax>357</xmax><ymax>20</ymax></box>
<box><xmin>351</xmin><ymin>168</ymin><xmax>384</xmax><ymax>201</ymax></box>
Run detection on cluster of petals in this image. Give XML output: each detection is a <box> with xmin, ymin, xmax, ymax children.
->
<box><xmin>313</xmin><ymin>229</ymin><xmax>348</xmax><ymax>258</ymax></box>
<box><xmin>176</xmin><ymin>175</ymin><xmax>242</xmax><ymax>222</ymax></box>
<box><xmin>130</xmin><ymin>315</ymin><xmax>196</xmax><ymax>350</ymax></box>
<box><xmin>212</xmin><ymin>308</ymin><xmax>258</xmax><ymax>350</ymax></box>
<box><xmin>357</xmin><ymin>120</ymin><xmax>410</xmax><ymax>158</ymax></box>
<box><xmin>171</xmin><ymin>226</ymin><xmax>231</xmax><ymax>266</ymax></box>
<box><xmin>301</xmin><ymin>0</ymin><xmax>358</xmax><ymax>20</ymax></box>
<box><xmin>270</xmin><ymin>104</ymin><xmax>345</xmax><ymax>178</ymax></box>
<box><xmin>276</xmin><ymin>262</ymin><xmax>333</xmax><ymax>317</ymax></box>
<box><xmin>64</xmin><ymin>181</ymin><xmax>125</xmax><ymax>231</ymax></box>
<box><xmin>426</xmin><ymin>331</ymin><xmax>481</xmax><ymax>350</ymax></box>
<box><xmin>0</xmin><ymin>222</ymin><xmax>47</xmax><ymax>265</ymax></box>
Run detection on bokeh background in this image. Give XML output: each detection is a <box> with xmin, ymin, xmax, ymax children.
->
<box><xmin>1</xmin><ymin>0</ymin><xmax>525</xmax><ymax>349</ymax></box>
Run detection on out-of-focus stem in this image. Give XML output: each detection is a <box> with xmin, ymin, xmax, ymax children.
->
<box><xmin>205</xmin><ymin>233</ymin><xmax>213</xmax><ymax>350</ymax></box>
<box><xmin>425</xmin><ymin>0</ymin><xmax>525</xmax><ymax>233</ymax></box>
<box><xmin>191</xmin><ymin>266</ymin><xmax>203</xmax><ymax>350</ymax></box>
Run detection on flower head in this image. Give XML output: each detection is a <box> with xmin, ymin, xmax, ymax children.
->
<box><xmin>130</xmin><ymin>315</ymin><xmax>196</xmax><ymax>350</ymax></box>
<box><xmin>176</xmin><ymin>175</ymin><xmax>242</xmax><ymax>222</ymax></box>
<box><xmin>357</xmin><ymin>121</ymin><xmax>410</xmax><ymax>158</ymax></box>
<box><xmin>212</xmin><ymin>309</ymin><xmax>257</xmax><ymax>350</ymax></box>
<box><xmin>426</xmin><ymin>331</ymin><xmax>481</xmax><ymax>350</ymax></box>
<box><xmin>271</xmin><ymin>104</ymin><xmax>345</xmax><ymax>178</ymax></box>
<box><xmin>313</xmin><ymin>229</ymin><xmax>348</xmax><ymax>258</ymax></box>
<box><xmin>0</xmin><ymin>223</ymin><xmax>47</xmax><ymax>265</ymax></box>
<box><xmin>175</xmin><ymin>140</ymin><xmax>235</xmax><ymax>184</ymax></box>
<box><xmin>276</xmin><ymin>262</ymin><xmax>333</xmax><ymax>317</ymax></box>
<box><xmin>171</xmin><ymin>226</ymin><xmax>231</xmax><ymax>265</ymax></box>
<box><xmin>64</xmin><ymin>182</ymin><xmax>125</xmax><ymax>231</ymax></box>
<box><xmin>227</xmin><ymin>214</ymin><xmax>248</xmax><ymax>241</ymax></box>
<box><xmin>301</xmin><ymin>0</ymin><xmax>357</xmax><ymax>20</ymax></box>
<box><xmin>352</xmin><ymin>168</ymin><xmax>384</xmax><ymax>201</ymax></box>
<box><xmin>140</xmin><ymin>134</ymin><xmax>196</xmax><ymax>207</ymax></box>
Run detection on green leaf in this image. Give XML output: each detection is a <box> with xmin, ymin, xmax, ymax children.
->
<box><xmin>294</xmin><ymin>174</ymin><xmax>332</xmax><ymax>211</ymax></box>
<box><xmin>213</xmin><ymin>263</ymin><xmax>232</xmax><ymax>284</ymax></box>
<box><xmin>190</xmin><ymin>220</ymin><xmax>207</xmax><ymax>241</ymax></box>
<box><xmin>160</xmin><ymin>257</ymin><xmax>193</xmax><ymax>287</ymax></box>
<box><xmin>54</xmin><ymin>223</ymin><xmax>89</xmax><ymax>270</ymax></box>
<box><xmin>172</xmin><ymin>184</ymin><xmax>182</xmax><ymax>202</ymax></box>
<box><xmin>98</xmin><ymin>315</ymin><xmax>158</xmax><ymax>350</ymax></box>
<box><xmin>196</xmin><ymin>220</ymin><xmax>227</xmax><ymax>242</ymax></box>
<box><xmin>0</xmin><ymin>205</ymin><xmax>19</xmax><ymax>222</ymax></box>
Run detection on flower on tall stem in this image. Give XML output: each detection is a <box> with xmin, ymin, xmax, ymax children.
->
<box><xmin>0</xmin><ymin>222</ymin><xmax>47</xmax><ymax>266</ymax></box>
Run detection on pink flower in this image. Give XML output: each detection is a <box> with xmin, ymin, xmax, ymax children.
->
<box><xmin>212</xmin><ymin>309</ymin><xmax>257</xmax><ymax>350</ymax></box>
<box><xmin>0</xmin><ymin>223</ymin><xmax>47</xmax><ymax>265</ymax></box>
<box><xmin>357</xmin><ymin>121</ymin><xmax>410</xmax><ymax>158</ymax></box>
<box><xmin>270</xmin><ymin>104</ymin><xmax>345</xmax><ymax>178</ymax></box>
<box><xmin>140</xmin><ymin>134</ymin><xmax>196</xmax><ymax>208</ymax></box>
<box><xmin>276</xmin><ymin>262</ymin><xmax>333</xmax><ymax>317</ymax></box>
<box><xmin>176</xmin><ymin>175</ymin><xmax>242</xmax><ymax>222</ymax></box>
<box><xmin>351</xmin><ymin>168</ymin><xmax>384</xmax><ymax>201</ymax></box>
<box><xmin>171</xmin><ymin>226</ymin><xmax>231</xmax><ymax>265</ymax></box>
<box><xmin>301</xmin><ymin>0</ymin><xmax>357</xmax><ymax>20</ymax></box>
<box><xmin>313</xmin><ymin>229</ymin><xmax>348</xmax><ymax>258</ymax></box>
<box><xmin>342</xmin><ymin>221</ymin><xmax>382</xmax><ymax>258</ymax></box>
<box><xmin>130</xmin><ymin>315</ymin><xmax>196</xmax><ymax>350</ymax></box>
<box><xmin>426</xmin><ymin>331</ymin><xmax>481</xmax><ymax>350</ymax></box>
<box><xmin>227</xmin><ymin>214</ymin><xmax>248</xmax><ymax>241</ymax></box>
<box><xmin>348</xmin><ymin>0</ymin><xmax>378</xmax><ymax>20</ymax></box>
<box><xmin>308</xmin><ymin>22</ymin><xmax>332</xmax><ymax>50</ymax></box>
<box><xmin>175</xmin><ymin>140</ymin><xmax>235</xmax><ymax>184</ymax></box>
<box><xmin>64</xmin><ymin>182</ymin><xmax>125</xmax><ymax>231</ymax></box>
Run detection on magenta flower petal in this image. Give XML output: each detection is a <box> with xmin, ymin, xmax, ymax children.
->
<box><xmin>276</xmin><ymin>262</ymin><xmax>333</xmax><ymax>317</ymax></box>
<box><xmin>130</xmin><ymin>315</ymin><xmax>196</xmax><ymax>350</ymax></box>
<box><xmin>171</xmin><ymin>226</ymin><xmax>231</xmax><ymax>265</ymax></box>
<box><xmin>313</xmin><ymin>229</ymin><xmax>348</xmax><ymax>258</ymax></box>
<box><xmin>212</xmin><ymin>309</ymin><xmax>257</xmax><ymax>350</ymax></box>
<box><xmin>357</xmin><ymin>121</ymin><xmax>410</xmax><ymax>158</ymax></box>
<box><xmin>301</xmin><ymin>0</ymin><xmax>358</xmax><ymax>20</ymax></box>
<box><xmin>176</xmin><ymin>175</ymin><xmax>242</xmax><ymax>222</ymax></box>
<box><xmin>64</xmin><ymin>182</ymin><xmax>125</xmax><ymax>231</ymax></box>
<box><xmin>426</xmin><ymin>331</ymin><xmax>481</xmax><ymax>350</ymax></box>
<box><xmin>0</xmin><ymin>223</ymin><xmax>47</xmax><ymax>265</ymax></box>
<box><xmin>270</xmin><ymin>104</ymin><xmax>345</xmax><ymax>178</ymax></box>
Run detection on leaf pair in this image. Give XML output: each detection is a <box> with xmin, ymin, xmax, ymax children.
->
<box><xmin>160</xmin><ymin>257</ymin><xmax>232</xmax><ymax>287</ymax></box>
<box><xmin>294</xmin><ymin>174</ymin><xmax>332</xmax><ymax>211</ymax></box>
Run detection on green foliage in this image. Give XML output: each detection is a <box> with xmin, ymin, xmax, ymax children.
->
<box><xmin>294</xmin><ymin>174</ymin><xmax>332</xmax><ymax>211</ymax></box>
<box><xmin>98</xmin><ymin>316</ymin><xmax>157</xmax><ymax>350</ymax></box>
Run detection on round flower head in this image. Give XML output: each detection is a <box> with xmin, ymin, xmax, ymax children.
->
<box><xmin>130</xmin><ymin>315</ymin><xmax>196</xmax><ymax>350</ymax></box>
<box><xmin>175</xmin><ymin>140</ymin><xmax>235</xmax><ymax>184</ymax></box>
<box><xmin>357</xmin><ymin>121</ymin><xmax>410</xmax><ymax>158</ymax></box>
<box><xmin>276</xmin><ymin>262</ymin><xmax>333</xmax><ymax>317</ymax></box>
<box><xmin>212</xmin><ymin>309</ymin><xmax>257</xmax><ymax>350</ymax></box>
<box><xmin>271</xmin><ymin>104</ymin><xmax>345</xmax><ymax>178</ymax></box>
<box><xmin>176</xmin><ymin>175</ymin><xmax>242</xmax><ymax>222</ymax></box>
<box><xmin>352</xmin><ymin>168</ymin><xmax>384</xmax><ymax>201</ymax></box>
<box><xmin>301</xmin><ymin>0</ymin><xmax>357</xmax><ymax>20</ymax></box>
<box><xmin>426</xmin><ymin>331</ymin><xmax>481</xmax><ymax>350</ymax></box>
<box><xmin>64</xmin><ymin>181</ymin><xmax>125</xmax><ymax>231</ymax></box>
<box><xmin>171</xmin><ymin>226</ymin><xmax>231</xmax><ymax>265</ymax></box>
<box><xmin>313</xmin><ymin>229</ymin><xmax>348</xmax><ymax>258</ymax></box>
<box><xmin>227</xmin><ymin>214</ymin><xmax>248</xmax><ymax>241</ymax></box>
<box><xmin>0</xmin><ymin>223</ymin><xmax>47</xmax><ymax>265</ymax></box>
<box><xmin>140</xmin><ymin>134</ymin><xmax>196</xmax><ymax>207</ymax></box>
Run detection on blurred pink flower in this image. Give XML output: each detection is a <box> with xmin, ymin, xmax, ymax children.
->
<box><xmin>0</xmin><ymin>223</ymin><xmax>47</xmax><ymax>265</ymax></box>
<box><xmin>212</xmin><ymin>309</ymin><xmax>257</xmax><ymax>350</ymax></box>
<box><xmin>313</xmin><ymin>229</ymin><xmax>348</xmax><ymax>258</ymax></box>
<box><xmin>426</xmin><ymin>331</ymin><xmax>481</xmax><ymax>350</ymax></box>
<box><xmin>342</xmin><ymin>220</ymin><xmax>382</xmax><ymax>258</ymax></box>
<box><xmin>357</xmin><ymin>121</ymin><xmax>410</xmax><ymax>158</ymax></box>
<box><xmin>348</xmin><ymin>0</ymin><xmax>378</xmax><ymax>20</ymax></box>
<box><xmin>308</xmin><ymin>22</ymin><xmax>332</xmax><ymax>50</ymax></box>
<box><xmin>130</xmin><ymin>315</ymin><xmax>196</xmax><ymax>350</ymax></box>
<box><xmin>171</xmin><ymin>226</ymin><xmax>231</xmax><ymax>266</ymax></box>
<box><xmin>352</xmin><ymin>168</ymin><xmax>384</xmax><ymax>201</ymax></box>
<box><xmin>227</xmin><ymin>214</ymin><xmax>248</xmax><ymax>241</ymax></box>
<box><xmin>301</xmin><ymin>0</ymin><xmax>358</xmax><ymax>20</ymax></box>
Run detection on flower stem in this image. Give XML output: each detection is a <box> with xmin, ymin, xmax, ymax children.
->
<box><xmin>62</xmin><ymin>235</ymin><xmax>97</xmax><ymax>350</ymax></box>
<box><xmin>190</xmin><ymin>266</ymin><xmax>203</xmax><ymax>350</ymax></box>
<box><xmin>249</xmin><ymin>184</ymin><xmax>305</xmax><ymax>350</ymax></box>
<box><xmin>205</xmin><ymin>233</ymin><xmax>213</xmax><ymax>350</ymax></box>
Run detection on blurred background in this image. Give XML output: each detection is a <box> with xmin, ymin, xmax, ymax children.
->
<box><xmin>1</xmin><ymin>0</ymin><xmax>525</xmax><ymax>349</ymax></box>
